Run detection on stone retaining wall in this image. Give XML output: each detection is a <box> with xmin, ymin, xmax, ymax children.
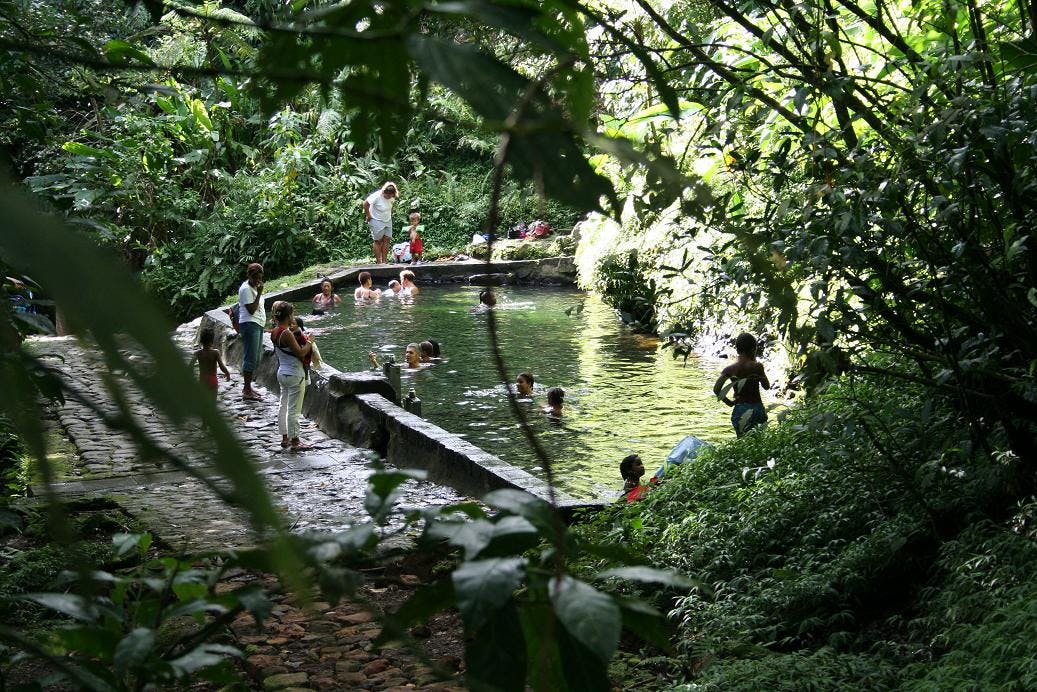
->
<box><xmin>199</xmin><ymin>259</ymin><xmax>598</xmax><ymax>515</ymax></box>
<box><xmin>258</xmin><ymin>257</ymin><xmax>576</xmax><ymax>305</ymax></box>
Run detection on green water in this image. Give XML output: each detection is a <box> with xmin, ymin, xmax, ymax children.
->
<box><xmin>297</xmin><ymin>285</ymin><xmax>734</xmax><ymax>499</ymax></box>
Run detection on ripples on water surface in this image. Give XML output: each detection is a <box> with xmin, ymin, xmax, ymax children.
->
<box><xmin>298</xmin><ymin>285</ymin><xmax>735</xmax><ymax>499</ymax></box>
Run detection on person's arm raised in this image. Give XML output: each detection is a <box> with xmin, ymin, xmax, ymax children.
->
<box><xmin>244</xmin><ymin>281</ymin><xmax>263</xmax><ymax>315</ymax></box>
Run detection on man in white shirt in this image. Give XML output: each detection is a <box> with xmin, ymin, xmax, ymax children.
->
<box><xmin>364</xmin><ymin>181</ymin><xmax>398</xmax><ymax>264</ymax></box>
<box><xmin>237</xmin><ymin>262</ymin><xmax>266</xmax><ymax>400</ymax></box>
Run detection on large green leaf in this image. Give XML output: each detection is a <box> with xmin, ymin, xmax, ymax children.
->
<box><xmin>102</xmin><ymin>40</ymin><xmax>155</xmax><ymax>66</ymax></box>
<box><xmin>518</xmin><ymin>602</ymin><xmax>567</xmax><ymax>691</ymax></box>
<box><xmin>479</xmin><ymin>515</ymin><xmax>542</xmax><ymax>557</ymax></box>
<box><xmin>452</xmin><ymin>557</ymin><xmax>527</xmax><ymax>631</ymax></box>
<box><xmin>374</xmin><ymin>578</ymin><xmax>455</xmax><ymax>647</ymax></box>
<box><xmin>482</xmin><ymin>488</ymin><xmax>557</xmax><ymax>536</ymax></box>
<box><xmin>426</xmin><ymin>518</ymin><xmax>495</xmax><ymax>559</ymax></box>
<box><xmin>407</xmin><ymin>35</ymin><xmax>525</xmax><ymax>122</ymax></box>
<box><xmin>615</xmin><ymin>595</ymin><xmax>673</xmax><ymax>651</ymax></box>
<box><xmin>548</xmin><ymin>576</ymin><xmax>621</xmax><ymax>664</ymax></box>
<box><xmin>427</xmin><ymin>1</ymin><xmax>564</xmax><ymax>53</ymax></box>
<box><xmin>0</xmin><ymin>185</ymin><xmax>303</xmax><ymax>585</ymax></box>
<box><xmin>0</xmin><ymin>625</ymin><xmax>116</xmax><ymax>692</ymax></box>
<box><xmin>557</xmin><ymin>624</ymin><xmax>611</xmax><ymax>691</ymax></box>
<box><xmin>21</xmin><ymin>593</ymin><xmax>113</xmax><ymax>623</ymax></box>
<box><xmin>464</xmin><ymin>600</ymin><xmax>526</xmax><ymax>692</ymax></box>
<box><xmin>169</xmin><ymin>643</ymin><xmax>241</xmax><ymax>677</ymax></box>
<box><xmin>61</xmin><ymin>142</ymin><xmax>117</xmax><ymax>160</ymax></box>
<box><xmin>594</xmin><ymin>565</ymin><xmax>698</xmax><ymax>590</ymax></box>
<box><xmin>113</xmin><ymin>628</ymin><xmax>156</xmax><ymax>675</ymax></box>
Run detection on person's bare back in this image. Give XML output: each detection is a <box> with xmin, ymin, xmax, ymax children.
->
<box><xmin>195</xmin><ymin>348</ymin><xmax>219</xmax><ymax>378</ymax></box>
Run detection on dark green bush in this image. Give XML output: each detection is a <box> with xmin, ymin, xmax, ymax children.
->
<box><xmin>572</xmin><ymin>372</ymin><xmax>1023</xmax><ymax>685</ymax></box>
<box><xmin>593</xmin><ymin>250</ymin><xmax>670</xmax><ymax>333</ymax></box>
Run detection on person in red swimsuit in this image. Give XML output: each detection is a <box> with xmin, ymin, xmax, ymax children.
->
<box><xmin>620</xmin><ymin>454</ymin><xmax>651</xmax><ymax>503</ymax></box>
<box><xmin>193</xmin><ymin>329</ymin><xmax>231</xmax><ymax>398</ymax></box>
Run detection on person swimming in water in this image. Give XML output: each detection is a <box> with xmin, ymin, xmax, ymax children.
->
<box><xmin>544</xmin><ymin>387</ymin><xmax>564</xmax><ymax>417</ymax></box>
<box><xmin>516</xmin><ymin>372</ymin><xmax>534</xmax><ymax>397</ymax></box>
<box><xmin>368</xmin><ymin>342</ymin><xmax>423</xmax><ymax>370</ymax></box>
<box><xmin>354</xmin><ymin>271</ymin><xmax>382</xmax><ymax>301</ymax></box>
<box><xmin>419</xmin><ymin>340</ymin><xmax>443</xmax><ymax>362</ymax></box>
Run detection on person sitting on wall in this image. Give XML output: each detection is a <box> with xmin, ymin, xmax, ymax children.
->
<box><xmin>354</xmin><ymin>271</ymin><xmax>382</xmax><ymax>301</ymax></box>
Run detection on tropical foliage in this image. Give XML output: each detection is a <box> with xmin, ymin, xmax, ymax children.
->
<box><xmin>3</xmin><ymin>0</ymin><xmax>1037</xmax><ymax>687</ymax></box>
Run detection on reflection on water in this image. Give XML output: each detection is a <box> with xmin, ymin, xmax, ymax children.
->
<box><xmin>298</xmin><ymin>285</ymin><xmax>734</xmax><ymax>499</ymax></box>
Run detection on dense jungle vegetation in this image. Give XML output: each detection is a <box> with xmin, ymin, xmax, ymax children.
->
<box><xmin>3</xmin><ymin>0</ymin><xmax>1037</xmax><ymax>688</ymax></box>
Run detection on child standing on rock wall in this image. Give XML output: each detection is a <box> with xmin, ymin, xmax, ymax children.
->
<box><xmin>407</xmin><ymin>211</ymin><xmax>424</xmax><ymax>264</ymax></box>
<box><xmin>713</xmin><ymin>332</ymin><xmax>771</xmax><ymax>437</ymax></box>
<box><xmin>193</xmin><ymin>329</ymin><xmax>231</xmax><ymax>398</ymax></box>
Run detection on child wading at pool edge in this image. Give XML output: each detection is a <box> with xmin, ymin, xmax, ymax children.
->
<box><xmin>713</xmin><ymin>332</ymin><xmax>771</xmax><ymax>437</ymax></box>
<box><xmin>620</xmin><ymin>453</ymin><xmax>651</xmax><ymax>503</ymax></box>
<box><xmin>193</xmin><ymin>329</ymin><xmax>231</xmax><ymax>397</ymax></box>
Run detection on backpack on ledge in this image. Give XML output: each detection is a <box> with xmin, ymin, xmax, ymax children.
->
<box><xmin>226</xmin><ymin>306</ymin><xmax>241</xmax><ymax>333</ymax></box>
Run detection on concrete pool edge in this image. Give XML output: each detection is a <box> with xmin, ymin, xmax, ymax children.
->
<box><xmin>261</xmin><ymin>256</ymin><xmax>577</xmax><ymax>304</ymax></box>
<box><xmin>198</xmin><ymin>275</ymin><xmax>610</xmax><ymax>515</ymax></box>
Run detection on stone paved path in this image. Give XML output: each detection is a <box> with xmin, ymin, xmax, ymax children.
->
<box><xmin>29</xmin><ymin>323</ymin><xmax>465</xmax><ymax>553</ymax></box>
<box><xmin>21</xmin><ymin>325</ymin><xmax>473</xmax><ymax>689</ymax></box>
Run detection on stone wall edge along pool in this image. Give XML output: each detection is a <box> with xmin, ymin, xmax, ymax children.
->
<box><xmin>197</xmin><ymin>259</ymin><xmax>606</xmax><ymax>517</ymax></box>
<box><xmin>245</xmin><ymin>257</ymin><xmax>578</xmax><ymax>306</ymax></box>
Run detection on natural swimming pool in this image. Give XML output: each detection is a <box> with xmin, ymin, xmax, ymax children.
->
<box><xmin>296</xmin><ymin>285</ymin><xmax>734</xmax><ymax>499</ymax></box>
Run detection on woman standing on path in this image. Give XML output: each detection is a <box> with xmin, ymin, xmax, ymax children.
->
<box><xmin>271</xmin><ymin>301</ymin><xmax>313</xmax><ymax>451</ymax></box>
<box><xmin>238</xmin><ymin>263</ymin><xmax>265</xmax><ymax>401</ymax></box>
<box><xmin>364</xmin><ymin>181</ymin><xmax>398</xmax><ymax>264</ymax></box>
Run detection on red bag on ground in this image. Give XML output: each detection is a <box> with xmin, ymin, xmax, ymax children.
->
<box><xmin>529</xmin><ymin>220</ymin><xmax>552</xmax><ymax>238</ymax></box>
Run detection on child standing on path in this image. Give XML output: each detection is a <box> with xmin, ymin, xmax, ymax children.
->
<box><xmin>193</xmin><ymin>329</ymin><xmax>231</xmax><ymax>397</ymax></box>
<box><xmin>713</xmin><ymin>332</ymin><xmax>771</xmax><ymax>437</ymax></box>
<box><xmin>407</xmin><ymin>211</ymin><xmax>424</xmax><ymax>264</ymax></box>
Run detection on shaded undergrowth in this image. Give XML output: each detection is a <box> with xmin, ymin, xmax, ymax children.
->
<box><xmin>574</xmin><ymin>373</ymin><xmax>1037</xmax><ymax>689</ymax></box>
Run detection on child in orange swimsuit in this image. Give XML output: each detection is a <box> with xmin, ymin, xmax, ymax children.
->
<box><xmin>193</xmin><ymin>328</ymin><xmax>231</xmax><ymax>397</ymax></box>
